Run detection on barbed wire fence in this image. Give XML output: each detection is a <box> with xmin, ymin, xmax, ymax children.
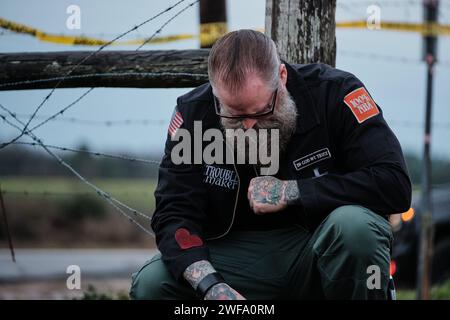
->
<box><xmin>0</xmin><ymin>113</ymin><xmax>167</xmax><ymax>126</ymax></box>
<box><xmin>0</xmin><ymin>105</ymin><xmax>155</xmax><ymax>235</ymax></box>
<box><xmin>1</xmin><ymin>0</ymin><xmax>450</xmax><ymax>241</ymax></box>
<box><xmin>4</xmin><ymin>140</ymin><xmax>163</xmax><ymax>165</ymax></box>
<box><xmin>0</xmin><ymin>0</ymin><xmax>201</xmax><ymax>240</ymax></box>
<box><xmin>3</xmin><ymin>111</ymin><xmax>450</xmax><ymax>130</ymax></box>
<box><xmin>0</xmin><ymin>0</ymin><xmax>198</xmax><ymax>151</ymax></box>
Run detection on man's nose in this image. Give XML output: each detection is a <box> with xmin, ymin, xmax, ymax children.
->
<box><xmin>242</xmin><ymin>118</ymin><xmax>257</xmax><ymax>129</ymax></box>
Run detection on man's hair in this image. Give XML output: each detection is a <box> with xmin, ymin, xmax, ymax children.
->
<box><xmin>208</xmin><ymin>30</ymin><xmax>281</xmax><ymax>93</ymax></box>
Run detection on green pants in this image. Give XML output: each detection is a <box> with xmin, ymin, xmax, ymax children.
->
<box><xmin>129</xmin><ymin>205</ymin><xmax>393</xmax><ymax>300</ymax></box>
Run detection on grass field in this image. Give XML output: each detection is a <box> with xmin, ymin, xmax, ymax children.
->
<box><xmin>0</xmin><ymin>176</ymin><xmax>158</xmax><ymax>248</ymax></box>
<box><xmin>1</xmin><ymin>176</ymin><xmax>449</xmax><ymax>298</ymax></box>
<box><xmin>397</xmin><ymin>279</ymin><xmax>450</xmax><ymax>299</ymax></box>
<box><xmin>0</xmin><ymin>176</ymin><xmax>157</xmax><ymax>213</ymax></box>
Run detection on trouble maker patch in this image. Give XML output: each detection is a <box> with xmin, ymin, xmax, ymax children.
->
<box><xmin>343</xmin><ymin>87</ymin><xmax>379</xmax><ymax>123</ymax></box>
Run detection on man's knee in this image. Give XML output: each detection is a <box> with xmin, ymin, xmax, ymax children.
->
<box><xmin>312</xmin><ymin>206</ymin><xmax>392</xmax><ymax>298</ymax></box>
<box><xmin>316</xmin><ymin>205</ymin><xmax>392</xmax><ymax>262</ymax></box>
<box><xmin>129</xmin><ymin>255</ymin><xmax>175</xmax><ymax>300</ymax></box>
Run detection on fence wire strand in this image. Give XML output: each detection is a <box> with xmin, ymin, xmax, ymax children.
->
<box><xmin>7</xmin><ymin>141</ymin><xmax>162</xmax><ymax>166</ymax></box>
<box><xmin>0</xmin><ymin>103</ymin><xmax>154</xmax><ymax>236</ymax></box>
<box><xmin>0</xmin><ymin>0</ymin><xmax>191</xmax><ymax>151</ymax></box>
<box><xmin>3</xmin><ymin>113</ymin><xmax>167</xmax><ymax>127</ymax></box>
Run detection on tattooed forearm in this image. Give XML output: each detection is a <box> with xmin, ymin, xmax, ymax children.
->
<box><xmin>284</xmin><ymin>180</ymin><xmax>300</xmax><ymax>205</ymax></box>
<box><xmin>183</xmin><ymin>260</ymin><xmax>216</xmax><ymax>290</ymax></box>
<box><xmin>204</xmin><ymin>283</ymin><xmax>245</xmax><ymax>300</ymax></box>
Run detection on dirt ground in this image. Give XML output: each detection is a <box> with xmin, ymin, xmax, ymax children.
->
<box><xmin>0</xmin><ymin>277</ymin><xmax>132</xmax><ymax>300</ymax></box>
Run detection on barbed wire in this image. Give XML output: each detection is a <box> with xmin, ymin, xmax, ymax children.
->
<box><xmin>338</xmin><ymin>50</ymin><xmax>450</xmax><ymax>67</ymax></box>
<box><xmin>338</xmin><ymin>0</ymin><xmax>450</xmax><ymax>24</ymax></box>
<box><xmin>1</xmin><ymin>113</ymin><xmax>155</xmax><ymax>236</ymax></box>
<box><xmin>0</xmin><ymin>103</ymin><xmax>155</xmax><ymax>236</ymax></box>
<box><xmin>0</xmin><ymin>88</ymin><xmax>95</xmax><ymax>149</ymax></box>
<box><xmin>0</xmin><ymin>72</ymin><xmax>207</xmax><ymax>89</ymax></box>
<box><xmin>0</xmin><ymin>0</ymin><xmax>191</xmax><ymax>151</ymax></box>
<box><xmin>7</xmin><ymin>141</ymin><xmax>162</xmax><ymax>166</ymax></box>
<box><xmin>0</xmin><ymin>1</ymin><xmax>204</xmax><ymax>237</ymax></box>
<box><xmin>6</xmin><ymin>113</ymin><xmax>450</xmax><ymax>130</ymax></box>
<box><xmin>0</xmin><ymin>189</ymin><xmax>153</xmax><ymax>198</ymax></box>
<box><xmin>389</xmin><ymin>120</ymin><xmax>450</xmax><ymax>129</ymax></box>
<box><xmin>3</xmin><ymin>113</ymin><xmax>167</xmax><ymax>127</ymax></box>
<box><xmin>136</xmin><ymin>0</ymin><xmax>199</xmax><ymax>51</ymax></box>
<box><xmin>0</xmin><ymin>30</ymin><xmax>189</xmax><ymax>40</ymax></box>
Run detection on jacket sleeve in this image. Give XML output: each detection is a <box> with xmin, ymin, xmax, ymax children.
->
<box><xmin>296</xmin><ymin>75</ymin><xmax>412</xmax><ymax>224</ymax></box>
<box><xmin>151</xmin><ymin>106</ymin><xmax>210</xmax><ymax>281</ymax></box>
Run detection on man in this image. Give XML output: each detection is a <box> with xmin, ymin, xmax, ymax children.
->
<box><xmin>130</xmin><ymin>30</ymin><xmax>411</xmax><ymax>300</ymax></box>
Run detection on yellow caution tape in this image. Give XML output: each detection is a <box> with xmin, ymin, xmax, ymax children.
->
<box><xmin>122</xmin><ymin>33</ymin><xmax>196</xmax><ymax>45</ymax></box>
<box><xmin>2</xmin><ymin>17</ymin><xmax>450</xmax><ymax>48</ymax></box>
<box><xmin>337</xmin><ymin>20</ymin><xmax>450</xmax><ymax>36</ymax></box>
<box><xmin>0</xmin><ymin>17</ymin><xmax>196</xmax><ymax>46</ymax></box>
<box><xmin>200</xmin><ymin>22</ymin><xmax>228</xmax><ymax>47</ymax></box>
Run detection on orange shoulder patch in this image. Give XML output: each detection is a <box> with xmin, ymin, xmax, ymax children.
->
<box><xmin>343</xmin><ymin>87</ymin><xmax>380</xmax><ymax>123</ymax></box>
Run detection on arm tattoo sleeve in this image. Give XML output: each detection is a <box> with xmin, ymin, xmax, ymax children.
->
<box><xmin>284</xmin><ymin>180</ymin><xmax>300</xmax><ymax>205</ymax></box>
<box><xmin>183</xmin><ymin>260</ymin><xmax>217</xmax><ymax>290</ymax></box>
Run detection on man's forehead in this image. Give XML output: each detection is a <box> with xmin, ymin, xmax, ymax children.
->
<box><xmin>214</xmin><ymin>76</ymin><xmax>272</xmax><ymax>109</ymax></box>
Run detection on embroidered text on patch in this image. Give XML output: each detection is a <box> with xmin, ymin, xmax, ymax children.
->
<box><xmin>293</xmin><ymin>148</ymin><xmax>331</xmax><ymax>171</ymax></box>
<box><xmin>203</xmin><ymin>165</ymin><xmax>238</xmax><ymax>190</ymax></box>
<box><xmin>343</xmin><ymin>87</ymin><xmax>380</xmax><ymax>123</ymax></box>
<box><xmin>168</xmin><ymin>111</ymin><xmax>183</xmax><ymax>138</ymax></box>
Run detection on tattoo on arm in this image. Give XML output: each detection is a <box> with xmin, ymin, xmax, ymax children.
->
<box><xmin>284</xmin><ymin>180</ymin><xmax>300</xmax><ymax>205</ymax></box>
<box><xmin>204</xmin><ymin>283</ymin><xmax>241</xmax><ymax>300</ymax></box>
<box><xmin>252</xmin><ymin>176</ymin><xmax>284</xmax><ymax>205</ymax></box>
<box><xmin>183</xmin><ymin>260</ymin><xmax>216</xmax><ymax>290</ymax></box>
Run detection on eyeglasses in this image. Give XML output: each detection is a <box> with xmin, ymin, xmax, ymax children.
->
<box><xmin>214</xmin><ymin>88</ymin><xmax>278</xmax><ymax>119</ymax></box>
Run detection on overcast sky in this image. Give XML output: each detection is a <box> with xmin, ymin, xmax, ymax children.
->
<box><xmin>0</xmin><ymin>0</ymin><xmax>449</xmax><ymax>159</ymax></box>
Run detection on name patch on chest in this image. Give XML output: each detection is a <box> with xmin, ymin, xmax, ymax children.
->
<box><xmin>293</xmin><ymin>148</ymin><xmax>331</xmax><ymax>171</ymax></box>
<box><xmin>203</xmin><ymin>165</ymin><xmax>238</xmax><ymax>190</ymax></box>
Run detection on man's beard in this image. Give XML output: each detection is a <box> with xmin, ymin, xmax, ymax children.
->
<box><xmin>220</xmin><ymin>86</ymin><xmax>298</xmax><ymax>165</ymax></box>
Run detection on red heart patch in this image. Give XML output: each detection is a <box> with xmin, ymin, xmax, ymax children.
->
<box><xmin>175</xmin><ymin>228</ymin><xmax>204</xmax><ymax>249</ymax></box>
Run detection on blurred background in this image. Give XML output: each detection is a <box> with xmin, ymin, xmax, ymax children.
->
<box><xmin>0</xmin><ymin>0</ymin><xmax>449</xmax><ymax>299</ymax></box>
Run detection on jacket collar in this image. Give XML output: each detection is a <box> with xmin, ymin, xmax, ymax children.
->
<box><xmin>285</xmin><ymin>62</ymin><xmax>320</xmax><ymax>134</ymax></box>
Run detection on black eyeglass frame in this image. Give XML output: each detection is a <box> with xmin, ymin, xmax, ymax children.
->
<box><xmin>213</xmin><ymin>88</ymin><xmax>278</xmax><ymax>119</ymax></box>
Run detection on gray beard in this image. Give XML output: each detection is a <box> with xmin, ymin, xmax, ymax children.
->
<box><xmin>220</xmin><ymin>87</ymin><xmax>298</xmax><ymax>165</ymax></box>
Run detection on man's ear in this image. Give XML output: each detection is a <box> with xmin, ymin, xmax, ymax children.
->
<box><xmin>280</xmin><ymin>64</ymin><xmax>288</xmax><ymax>85</ymax></box>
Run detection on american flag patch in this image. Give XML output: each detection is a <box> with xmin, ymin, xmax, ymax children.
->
<box><xmin>168</xmin><ymin>111</ymin><xmax>183</xmax><ymax>138</ymax></box>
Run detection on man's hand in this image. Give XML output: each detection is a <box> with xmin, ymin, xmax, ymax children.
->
<box><xmin>183</xmin><ymin>260</ymin><xmax>247</xmax><ymax>300</ymax></box>
<box><xmin>204</xmin><ymin>283</ymin><xmax>246</xmax><ymax>300</ymax></box>
<box><xmin>248</xmin><ymin>177</ymin><xmax>300</xmax><ymax>214</ymax></box>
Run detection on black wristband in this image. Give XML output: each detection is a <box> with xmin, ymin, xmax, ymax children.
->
<box><xmin>196</xmin><ymin>272</ymin><xmax>225</xmax><ymax>298</ymax></box>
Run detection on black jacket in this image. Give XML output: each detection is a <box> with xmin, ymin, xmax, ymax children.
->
<box><xmin>152</xmin><ymin>63</ymin><xmax>412</xmax><ymax>280</ymax></box>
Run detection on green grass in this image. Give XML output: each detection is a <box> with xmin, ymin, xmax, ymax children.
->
<box><xmin>0</xmin><ymin>176</ymin><xmax>158</xmax><ymax>247</ymax></box>
<box><xmin>0</xmin><ymin>176</ymin><xmax>157</xmax><ymax>212</ymax></box>
<box><xmin>397</xmin><ymin>279</ymin><xmax>450</xmax><ymax>300</ymax></box>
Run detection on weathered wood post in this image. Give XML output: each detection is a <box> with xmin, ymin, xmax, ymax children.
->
<box><xmin>265</xmin><ymin>0</ymin><xmax>336</xmax><ymax>66</ymax></box>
